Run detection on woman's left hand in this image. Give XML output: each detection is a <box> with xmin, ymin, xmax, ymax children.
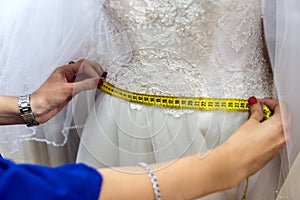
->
<box><xmin>31</xmin><ymin>59</ymin><xmax>103</xmax><ymax>123</ymax></box>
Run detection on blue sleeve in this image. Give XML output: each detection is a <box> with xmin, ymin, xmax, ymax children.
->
<box><xmin>0</xmin><ymin>157</ymin><xmax>102</xmax><ymax>200</ymax></box>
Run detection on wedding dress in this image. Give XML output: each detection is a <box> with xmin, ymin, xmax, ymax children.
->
<box><xmin>75</xmin><ymin>0</ymin><xmax>282</xmax><ymax>199</ymax></box>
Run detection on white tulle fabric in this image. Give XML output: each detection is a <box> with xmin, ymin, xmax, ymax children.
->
<box><xmin>271</xmin><ymin>0</ymin><xmax>300</xmax><ymax>199</ymax></box>
<box><xmin>1</xmin><ymin>0</ymin><xmax>296</xmax><ymax>198</ymax></box>
<box><xmin>0</xmin><ymin>0</ymin><xmax>102</xmax><ymax>162</ymax></box>
<box><xmin>75</xmin><ymin>0</ymin><xmax>283</xmax><ymax>199</ymax></box>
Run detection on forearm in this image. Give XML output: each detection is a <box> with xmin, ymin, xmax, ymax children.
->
<box><xmin>157</xmin><ymin>147</ymin><xmax>242</xmax><ymax>199</ymax></box>
<box><xmin>149</xmin><ymin>155</ymin><xmax>229</xmax><ymax>199</ymax></box>
<box><xmin>0</xmin><ymin>93</ymin><xmax>48</xmax><ymax>126</ymax></box>
<box><xmin>98</xmin><ymin>145</ymin><xmax>243</xmax><ymax>200</ymax></box>
<box><xmin>0</xmin><ymin>96</ymin><xmax>24</xmax><ymax>125</ymax></box>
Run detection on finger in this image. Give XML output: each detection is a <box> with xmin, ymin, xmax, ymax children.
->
<box><xmin>248</xmin><ymin>96</ymin><xmax>264</xmax><ymax>122</ymax></box>
<box><xmin>283</xmin><ymin>114</ymin><xmax>292</xmax><ymax>142</ymax></box>
<box><xmin>259</xmin><ymin>99</ymin><xmax>284</xmax><ymax>124</ymax></box>
<box><xmin>66</xmin><ymin>59</ymin><xmax>85</xmax><ymax>73</ymax></box>
<box><xmin>278</xmin><ymin>102</ymin><xmax>291</xmax><ymax>141</ymax></box>
<box><xmin>279</xmin><ymin>101</ymin><xmax>288</xmax><ymax>116</ymax></box>
<box><xmin>259</xmin><ymin>99</ymin><xmax>281</xmax><ymax>113</ymax></box>
<box><xmin>61</xmin><ymin>60</ymin><xmax>85</xmax><ymax>82</ymax></box>
<box><xmin>72</xmin><ymin>77</ymin><xmax>99</xmax><ymax>95</ymax></box>
<box><xmin>78</xmin><ymin>62</ymin><xmax>101</xmax><ymax>80</ymax></box>
<box><xmin>82</xmin><ymin>59</ymin><xmax>104</xmax><ymax>75</ymax></box>
<box><xmin>65</xmin><ymin>59</ymin><xmax>103</xmax><ymax>82</ymax></box>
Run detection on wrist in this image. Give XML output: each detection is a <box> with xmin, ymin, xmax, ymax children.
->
<box><xmin>29</xmin><ymin>92</ymin><xmax>43</xmax><ymax>117</ymax></box>
<box><xmin>172</xmin><ymin>148</ymin><xmax>244</xmax><ymax>200</ymax></box>
<box><xmin>18</xmin><ymin>94</ymin><xmax>39</xmax><ymax>127</ymax></box>
<box><xmin>219</xmin><ymin>143</ymin><xmax>247</xmax><ymax>187</ymax></box>
<box><xmin>30</xmin><ymin>91</ymin><xmax>54</xmax><ymax>124</ymax></box>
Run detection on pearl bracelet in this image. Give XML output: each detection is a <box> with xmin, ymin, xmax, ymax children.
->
<box><xmin>138</xmin><ymin>162</ymin><xmax>162</xmax><ymax>200</ymax></box>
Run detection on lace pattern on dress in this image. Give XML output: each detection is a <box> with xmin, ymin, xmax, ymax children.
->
<box><xmin>91</xmin><ymin>0</ymin><xmax>273</xmax><ymax>116</ymax></box>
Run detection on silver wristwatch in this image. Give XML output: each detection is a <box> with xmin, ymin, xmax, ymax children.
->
<box><xmin>18</xmin><ymin>94</ymin><xmax>39</xmax><ymax>127</ymax></box>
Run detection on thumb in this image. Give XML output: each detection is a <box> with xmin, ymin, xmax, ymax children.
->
<box><xmin>248</xmin><ymin>96</ymin><xmax>264</xmax><ymax>122</ymax></box>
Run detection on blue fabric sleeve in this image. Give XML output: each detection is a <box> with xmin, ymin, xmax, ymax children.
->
<box><xmin>0</xmin><ymin>157</ymin><xmax>102</xmax><ymax>200</ymax></box>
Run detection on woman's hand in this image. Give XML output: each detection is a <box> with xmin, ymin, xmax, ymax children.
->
<box><xmin>97</xmin><ymin>97</ymin><xmax>289</xmax><ymax>200</ymax></box>
<box><xmin>31</xmin><ymin>59</ymin><xmax>103</xmax><ymax>124</ymax></box>
<box><xmin>223</xmin><ymin>97</ymin><xmax>288</xmax><ymax>186</ymax></box>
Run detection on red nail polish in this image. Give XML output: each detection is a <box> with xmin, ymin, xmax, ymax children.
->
<box><xmin>101</xmin><ymin>71</ymin><xmax>108</xmax><ymax>79</ymax></box>
<box><xmin>248</xmin><ymin>96</ymin><xmax>257</xmax><ymax>106</ymax></box>
<box><xmin>97</xmin><ymin>79</ymin><xmax>103</xmax><ymax>88</ymax></box>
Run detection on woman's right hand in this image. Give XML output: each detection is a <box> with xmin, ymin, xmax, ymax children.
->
<box><xmin>224</xmin><ymin>97</ymin><xmax>288</xmax><ymax>185</ymax></box>
<box><xmin>97</xmin><ymin>97</ymin><xmax>289</xmax><ymax>200</ymax></box>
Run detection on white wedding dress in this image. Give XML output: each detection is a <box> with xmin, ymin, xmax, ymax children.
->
<box><xmin>1</xmin><ymin>0</ymin><xmax>299</xmax><ymax>199</ymax></box>
<box><xmin>76</xmin><ymin>0</ymin><xmax>283</xmax><ymax>199</ymax></box>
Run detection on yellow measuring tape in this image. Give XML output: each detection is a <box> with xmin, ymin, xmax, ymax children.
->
<box><xmin>99</xmin><ymin>80</ymin><xmax>272</xmax><ymax>119</ymax></box>
<box><xmin>99</xmin><ymin>79</ymin><xmax>273</xmax><ymax>199</ymax></box>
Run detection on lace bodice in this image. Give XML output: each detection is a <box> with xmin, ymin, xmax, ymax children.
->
<box><xmin>95</xmin><ymin>0</ymin><xmax>273</xmax><ymax>100</ymax></box>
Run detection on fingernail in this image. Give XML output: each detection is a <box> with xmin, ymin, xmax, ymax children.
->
<box><xmin>101</xmin><ymin>71</ymin><xmax>108</xmax><ymax>79</ymax></box>
<box><xmin>248</xmin><ymin>96</ymin><xmax>257</xmax><ymax>106</ymax></box>
<box><xmin>97</xmin><ymin>78</ymin><xmax>103</xmax><ymax>88</ymax></box>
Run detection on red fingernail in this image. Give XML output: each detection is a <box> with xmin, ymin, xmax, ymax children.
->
<box><xmin>248</xmin><ymin>96</ymin><xmax>257</xmax><ymax>106</ymax></box>
<box><xmin>101</xmin><ymin>71</ymin><xmax>108</xmax><ymax>79</ymax></box>
<box><xmin>97</xmin><ymin>79</ymin><xmax>103</xmax><ymax>88</ymax></box>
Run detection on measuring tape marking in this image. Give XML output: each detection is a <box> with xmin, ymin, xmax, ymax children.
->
<box><xmin>99</xmin><ymin>80</ymin><xmax>272</xmax><ymax>119</ymax></box>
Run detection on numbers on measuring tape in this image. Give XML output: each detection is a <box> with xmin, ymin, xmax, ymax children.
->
<box><xmin>99</xmin><ymin>80</ymin><xmax>272</xmax><ymax>119</ymax></box>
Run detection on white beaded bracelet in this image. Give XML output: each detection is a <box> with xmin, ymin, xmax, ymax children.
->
<box><xmin>138</xmin><ymin>162</ymin><xmax>162</xmax><ymax>200</ymax></box>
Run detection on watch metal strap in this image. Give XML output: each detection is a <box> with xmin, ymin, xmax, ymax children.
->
<box><xmin>18</xmin><ymin>95</ymin><xmax>39</xmax><ymax>127</ymax></box>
